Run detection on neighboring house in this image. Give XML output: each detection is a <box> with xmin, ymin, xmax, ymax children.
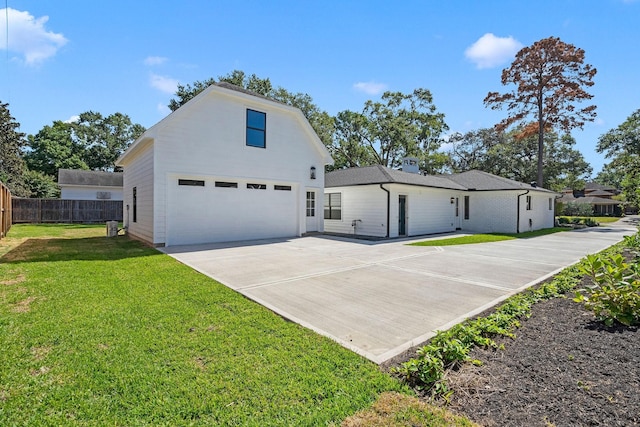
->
<box><xmin>560</xmin><ymin>181</ymin><xmax>622</xmax><ymax>216</ymax></box>
<box><xmin>324</xmin><ymin>164</ymin><xmax>557</xmax><ymax>238</ymax></box>
<box><xmin>58</xmin><ymin>169</ymin><xmax>123</xmax><ymax>200</ymax></box>
<box><xmin>116</xmin><ymin>82</ymin><xmax>333</xmax><ymax>247</ymax></box>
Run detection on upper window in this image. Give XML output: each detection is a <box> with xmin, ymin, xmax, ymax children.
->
<box><xmin>324</xmin><ymin>193</ymin><xmax>342</xmax><ymax>220</ymax></box>
<box><xmin>246</xmin><ymin>109</ymin><xmax>266</xmax><ymax>148</ymax></box>
<box><xmin>526</xmin><ymin>195</ymin><xmax>532</xmax><ymax>210</ymax></box>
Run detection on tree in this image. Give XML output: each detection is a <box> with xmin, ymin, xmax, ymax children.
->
<box><xmin>22</xmin><ymin>169</ymin><xmax>60</xmax><ymax>198</ymax></box>
<box><xmin>25</xmin><ymin>112</ymin><xmax>145</xmax><ymax>177</ymax></box>
<box><xmin>0</xmin><ymin>101</ymin><xmax>28</xmax><ymax>196</ymax></box>
<box><xmin>168</xmin><ymin>70</ymin><xmax>334</xmax><ymax>147</ymax></box>
<box><xmin>596</xmin><ymin>109</ymin><xmax>640</xmax><ymax>207</ymax></box>
<box><xmin>484</xmin><ymin>36</ymin><xmax>597</xmax><ymax>188</ymax></box>
<box><xmin>449</xmin><ymin>127</ymin><xmax>592</xmax><ymax>190</ymax></box>
<box><xmin>330</xmin><ymin>89</ymin><xmax>449</xmax><ymax>172</ymax></box>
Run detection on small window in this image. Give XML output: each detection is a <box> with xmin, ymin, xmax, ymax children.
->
<box><xmin>464</xmin><ymin>195</ymin><xmax>470</xmax><ymax>220</ymax></box>
<box><xmin>526</xmin><ymin>195</ymin><xmax>532</xmax><ymax>210</ymax></box>
<box><xmin>324</xmin><ymin>193</ymin><xmax>342</xmax><ymax>220</ymax></box>
<box><xmin>247</xmin><ymin>183</ymin><xmax>266</xmax><ymax>190</ymax></box>
<box><xmin>274</xmin><ymin>185</ymin><xmax>292</xmax><ymax>191</ymax></box>
<box><xmin>549</xmin><ymin>198</ymin><xmax>553</xmax><ymax>210</ymax></box>
<box><xmin>306</xmin><ymin>191</ymin><xmax>315</xmax><ymax>217</ymax></box>
<box><xmin>215</xmin><ymin>181</ymin><xmax>238</xmax><ymax>188</ymax></box>
<box><xmin>132</xmin><ymin>187</ymin><xmax>137</xmax><ymax>223</ymax></box>
<box><xmin>178</xmin><ymin>179</ymin><xmax>205</xmax><ymax>186</ymax></box>
<box><xmin>246</xmin><ymin>109</ymin><xmax>266</xmax><ymax>148</ymax></box>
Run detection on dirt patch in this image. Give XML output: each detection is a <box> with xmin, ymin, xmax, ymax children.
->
<box><xmin>193</xmin><ymin>356</ymin><xmax>209</xmax><ymax>371</ymax></box>
<box><xmin>29</xmin><ymin>366</ymin><xmax>50</xmax><ymax>377</ymax></box>
<box><xmin>12</xmin><ymin>296</ymin><xmax>37</xmax><ymax>313</ymax></box>
<box><xmin>31</xmin><ymin>346</ymin><xmax>52</xmax><ymax>361</ymax></box>
<box><xmin>0</xmin><ymin>274</ymin><xmax>25</xmax><ymax>286</ymax></box>
<box><xmin>444</xmin><ymin>297</ymin><xmax>640</xmax><ymax>426</ymax></box>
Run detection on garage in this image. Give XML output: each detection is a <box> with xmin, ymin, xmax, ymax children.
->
<box><xmin>166</xmin><ymin>175</ymin><xmax>299</xmax><ymax>246</ymax></box>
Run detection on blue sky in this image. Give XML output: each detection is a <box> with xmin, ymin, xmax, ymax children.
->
<box><xmin>1</xmin><ymin>0</ymin><xmax>639</xmax><ymax>175</ymax></box>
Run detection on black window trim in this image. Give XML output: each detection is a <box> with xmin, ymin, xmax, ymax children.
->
<box><xmin>178</xmin><ymin>179</ymin><xmax>205</xmax><ymax>187</ymax></box>
<box><xmin>324</xmin><ymin>192</ymin><xmax>342</xmax><ymax>220</ymax></box>
<box><xmin>464</xmin><ymin>195</ymin><xmax>470</xmax><ymax>220</ymax></box>
<box><xmin>274</xmin><ymin>185</ymin><xmax>292</xmax><ymax>191</ymax></box>
<box><xmin>215</xmin><ymin>181</ymin><xmax>238</xmax><ymax>188</ymax></box>
<box><xmin>247</xmin><ymin>183</ymin><xmax>267</xmax><ymax>190</ymax></box>
<box><xmin>246</xmin><ymin>108</ymin><xmax>266</xmax><ymax>149</ymax></box>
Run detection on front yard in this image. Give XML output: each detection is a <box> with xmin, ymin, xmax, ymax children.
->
<box><xmin>0</xmin><ymin>224</ymin><xmax>474</xmax><ymax>426</ymax></box>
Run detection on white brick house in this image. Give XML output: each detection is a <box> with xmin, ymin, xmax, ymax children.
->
<box><xmin>323</xmin><ymin>165</ymin><xmax>557</xmax><ymax>238</ymax></box>
<box><xmin>116</xmin><ymin>83</ymin><xmax>333</xmax><ymax>247</ymax></box>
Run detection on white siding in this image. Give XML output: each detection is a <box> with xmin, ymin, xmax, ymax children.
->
<box><xmin>389</xmin><ymin>185</ymin><xmax>460</xmax><ymax>238</ymax></box>
<box><xmin>324</xmin><ymin>186</ymin><xmax>388</xmax><ymax>237</ymax></box>
<box><xmin>60</xmin><ymin>186</ymin><xmax>123</xmax><ymax>200</ymax></box>
<box><xmin>517</xmin><ymin>192</ymin><xmax>556</xmax><ymax>232</ymax></box>
<box><xmin>122</xmin><ymin>143</ymin><xmax>154</xmax><ymax>244</ymax></box>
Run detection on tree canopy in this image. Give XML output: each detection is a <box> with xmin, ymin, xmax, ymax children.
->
<box><xmin>449</xmin><ymin>127</ymin><xmax>592</xmax><ymax>191</ymax></box>
<box><xmin>484</xmin><ymin>36</ymin><xmax>597</xmax><ymax>188</ymax></box>
<box><xmin>329</xmin><ymin>89</ymin><xmax>449</xmax><ymax>173</ymax></box>
<box><xmin>0</xmin><ymin>101</ymin><xmax>28</xmax><ymax>196</ymax></box>
<box><xmin>596</xmin><ymin>109</ymin><xmax>640</xmax><ymax>207</ymax></box>
<box><xmin>25</xmin><ymin>112</ymin><xmax>145</xmax><ymax>177</ymax></box>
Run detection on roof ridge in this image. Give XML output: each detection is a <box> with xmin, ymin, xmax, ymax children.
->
<box><xmin>377</xmin><ymin>164</ymin><xmax>395</xmax><ymax>181</ymax></box>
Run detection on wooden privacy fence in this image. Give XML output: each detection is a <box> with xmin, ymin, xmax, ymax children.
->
<box><xmin>12</xmin><ymin>199</ymin><xmax>123</xmax><ymax>224</ymax></box>
<box><xmin>0</xmin><ymin>181</ymin><xmax>11</xmax><ymax>239</ymax></box>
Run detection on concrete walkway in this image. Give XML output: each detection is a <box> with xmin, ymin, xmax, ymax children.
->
<box><xmin>162</xmin><ymin>220</ymin><xmax>637</xmax><ymax>363</ymax></box>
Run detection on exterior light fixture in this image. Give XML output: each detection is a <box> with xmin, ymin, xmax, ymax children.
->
<box><xmin>450</xmin><ymin>197</ymin><xmax>455</xmax><ymax>204</ymax></box>
<box><xmin>310</xmin><ymin>166</ymin><xmax>316</xmax><ymax>180</ymax></box>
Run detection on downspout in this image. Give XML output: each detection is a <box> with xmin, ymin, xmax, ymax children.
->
<box><xmin>380</xmin><ymin>184</ymin><xmax>390</xmax><ymax>238</ymax></box>
<box><xmin>516</xmin><ymin>190</ymin><xmax>530</xmax><ymax>233</ymax></box>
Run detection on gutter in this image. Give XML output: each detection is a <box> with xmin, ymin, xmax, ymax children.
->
<box><xmin>516</xmin><ymin>190</ymin><xmax>530</xmax><ymax>233</ymax></box>
<box><xmin>380</xmin><ymin>184</ymin><xmax>390</xmax><ymax>238</ymax></box>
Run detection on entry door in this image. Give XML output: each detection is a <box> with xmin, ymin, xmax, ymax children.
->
<box><xmin>398</xmin><ymin>195</ymin><xmax>407</xmax><ymax>236</ymax></box>
<box><xmin>305</xmin><ymin>190</ymin><xmax>318</xmax><ymax>232</ymax></box>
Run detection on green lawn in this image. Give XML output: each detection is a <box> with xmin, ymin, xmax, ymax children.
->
<box><xmin>558</xmin><ymin>216</ymin><xmax>621</xmax><ymax>224</ymax></box>
<box><xmin>410</xmin><ymin>227</ymin><xmax>569</xmax><ymax>246</ymax></box>
<box><xmin>1</xmin><ymin>224</ymin><xmax>417</xmax><ymax>426</ymax></box>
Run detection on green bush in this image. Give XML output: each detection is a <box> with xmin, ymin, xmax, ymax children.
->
<box><xmin>557</xmin><ymin>216</ymin><xmax>569</xmax><ymax>225</ymax></box>
<box><xmin>583</xmin><ymin>218</ymin><xmax>600</xmax><ymax>227</ymax></box>
<box><xmin>562</xmin><ymin>201</ymin><xmax>594</xmax><ymax>217</ymax></box>
<box><xmin>574</xmin><ymin>252</ymin><xmax>640</xmax><ymax>326</ymax></box>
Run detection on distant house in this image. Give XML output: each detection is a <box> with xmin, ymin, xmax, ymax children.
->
<box><xmin>116</xmin><ymin>82</ymin><xmax>332</xmax><ymax>247</ymax></box>
<box><xmin>559</xmin><ymin>181</ymin><xmax>621</xmax><ymax>216</ymax></box>
<box><xmin>324</xmin><ymin>163</ymin><xmax>558</xmax><ymax>239</ymax></box>
<box><xmin>58</xmin><ymin>169</ymin><xmax>123</xmax><ymax>201</ymax></box>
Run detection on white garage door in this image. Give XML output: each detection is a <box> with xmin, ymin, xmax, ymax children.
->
<box><xmin>166</xmin><ymin>177</ymin><xmax>299</xmax><ymax>246</ymax></box>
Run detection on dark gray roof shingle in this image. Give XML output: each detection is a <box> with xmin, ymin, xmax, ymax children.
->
<box><xmin>326</xmin><ymin>166</ymin><xmax>556</xmax><ymax>193</ymax></box>
<box><xmin>58</xmin><ymin>169</ymin><xmax>123</xmax><ymax>187</ymax></box>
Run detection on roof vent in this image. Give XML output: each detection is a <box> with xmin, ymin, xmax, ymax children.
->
<box><xmin>401</xmin><ymin>157</ymin><xmax>420</xmax><ymax>174</ymax></box>
<box><xmin>530</xmin><ymin>181</ymin><xmax>537</xmax><ymax>188</ymax></box>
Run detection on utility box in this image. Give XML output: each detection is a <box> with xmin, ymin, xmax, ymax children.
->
<box><xmin>106</xmin><ymin>221</ymin><xmax>119</xmax><ymax>237</ymax></box>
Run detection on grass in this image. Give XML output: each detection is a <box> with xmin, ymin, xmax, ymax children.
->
<box><xmin>0</xmin><ymin>224</ymin><xmax>472</xmax><ymax>426</ymax></box>
<box><xmin>410</xmin><ymin>227</ymin><xmax>569</xmax><ymax>246</ymax></box>
<box><xmin>558</xmin><ymin>216</ymin><xmax>621</xmax><ymax>224</ymax></box>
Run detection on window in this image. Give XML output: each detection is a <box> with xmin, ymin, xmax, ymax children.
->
<box><xmin>526</xmin><ymin>195</ymin><xmax>532</xmax><ymax>210</ymax></box>
<box><xmin>306</xmin><ymin>192</ymin><xmax>315</xmax><ymax>217</ymax></box>
<box><xmin>246</xmin><ymin>109</ymin><xmax>266</xmax><ymax>148</ymax></box>
<box><xmin>324</xmin><ymin>193</ymin><xmax>342</xmax><ymax>220</ymax></box>
<box><xmin>455</xmin><ymin>197</ymin><xmax>459</xmax><ymax>217</ymax></box>
<box><xmin>247</xmin><ymin>183</ymin><xmax>266</xmax><ymax>190</ymax></box>
<box><xmin>275</xmin><ymin>185</ymin><xmax>292</xmax><ymax>191</ymax></box>
<box><xmin>132</xmin><ymin>187</ymin><xmax>137</xmax><ymax>223</ymax></box>
<box><xmin>464</xmin><ymin>195</ymin><xmax>470</xmax><ymax>220</ymax></box>
<box><xmin>549</xmin><ymin>198</ymin><xmax>553</xmax><ymax>210</ymax></box>
<box><xmin>215</xmin><ymin>181</ymin><xmax>238</xmax><ymax>188</ymax></box>
<box><xmin>178</xmin><ymin>179</ymin><xmax>205</xmax><ymax>186</ymax></box>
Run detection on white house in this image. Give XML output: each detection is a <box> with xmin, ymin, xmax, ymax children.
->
<box><xmin>323</xmin><ymin>164</ymin><xmax>557</xmax><ymax>238</ymax></box>
<box><xmin>58</xmin><ymin>169</ymin><xmax>123</xmax><ymax>200</ymax></box>
<box><xmin>116</xmin><ymin>82</ymin><xmax>333</xmax><ymax>247</ymax></box>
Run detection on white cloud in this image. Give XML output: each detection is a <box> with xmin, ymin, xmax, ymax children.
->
<box><xmin>353</xmin><ymin>81</ymin><xmax>388</xmax><ymax>95</ymax></box>
<box><xmin>144</xmin><ymin>56</ymin><xmax>168</xmax><ymax>66</ymax></box>
<box><xmin>0</xmin><ymin>8</ymin><xmax>67</xmax><ymax>65</ymax></box>
<box><xmin>465</xmin><ymin>33</ymin><xmax>523</xmax><ymax>69</ymax></box>
<box><xmin>63</xmin><ymin>115</ymin><xmax>80</xmax><ymax>123</ymax></box>
<box><xmin>149</xmin><ymin>73</ymin><xmax>179</xmax><ymax>94</ymax></box>
<box><xmin>157</xmin><ymin>103</ymin><xmax>171</xmax><ymax>116</ymax></box>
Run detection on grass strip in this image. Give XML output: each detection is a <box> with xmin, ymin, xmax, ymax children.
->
<box><xmin>410</xmin><ymin>227</ymin><xmax>569</xmax><ymax>246</ymax></box>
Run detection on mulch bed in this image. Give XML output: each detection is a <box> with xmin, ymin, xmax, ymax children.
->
<box><xmin>444</xmin><ymin>296</ymin><xmax>640</xmax><ymax>426</ymax></box>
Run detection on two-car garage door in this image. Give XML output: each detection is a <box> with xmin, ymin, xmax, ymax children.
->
<box><xmin>166</xmin><ymin>176</ymin><xmax>299</xmax><ymax>246</ymax></box>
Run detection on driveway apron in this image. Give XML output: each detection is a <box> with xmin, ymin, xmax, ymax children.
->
<box><xmin>161</xmin><ymin>222</ymin><xmax>636</xmax><ymax>363</ymax></box>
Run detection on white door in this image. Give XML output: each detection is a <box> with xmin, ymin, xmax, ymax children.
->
<box><xmin>166</xmin><ymin>177</ymin><xmax>298</xmax><ymax>246</ymax></box>
<box><xmin>305</xmin><ymin>190</ymin><xmax>318</xmax><ymax>232</ymax></box>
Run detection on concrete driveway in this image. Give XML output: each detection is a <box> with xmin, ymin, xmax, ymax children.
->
<box><xmin>161</xmin><ymin>221</ymin><xmax>636</xmax><ymax>363</ymax></box>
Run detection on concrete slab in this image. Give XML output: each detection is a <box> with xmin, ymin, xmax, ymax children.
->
<box><xmin>162</xmin><ymin>222</ymin><xmax>636</xmax><ymax>363</ymax></box>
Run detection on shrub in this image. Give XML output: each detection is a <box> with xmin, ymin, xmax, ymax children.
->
<box><xmin>557</xmin><ymin>216</ymin><xmax>569</xmax><ymax>225</ymax></box>
<box><xmin>583</xmin><ymin>218</ymin><xmax>599</xmax><ymax>227</ymax></box>
<box><xmin>562</xmin><ymin>201</ymin><xmax>594</xmax><ymax>217</ymax></box>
